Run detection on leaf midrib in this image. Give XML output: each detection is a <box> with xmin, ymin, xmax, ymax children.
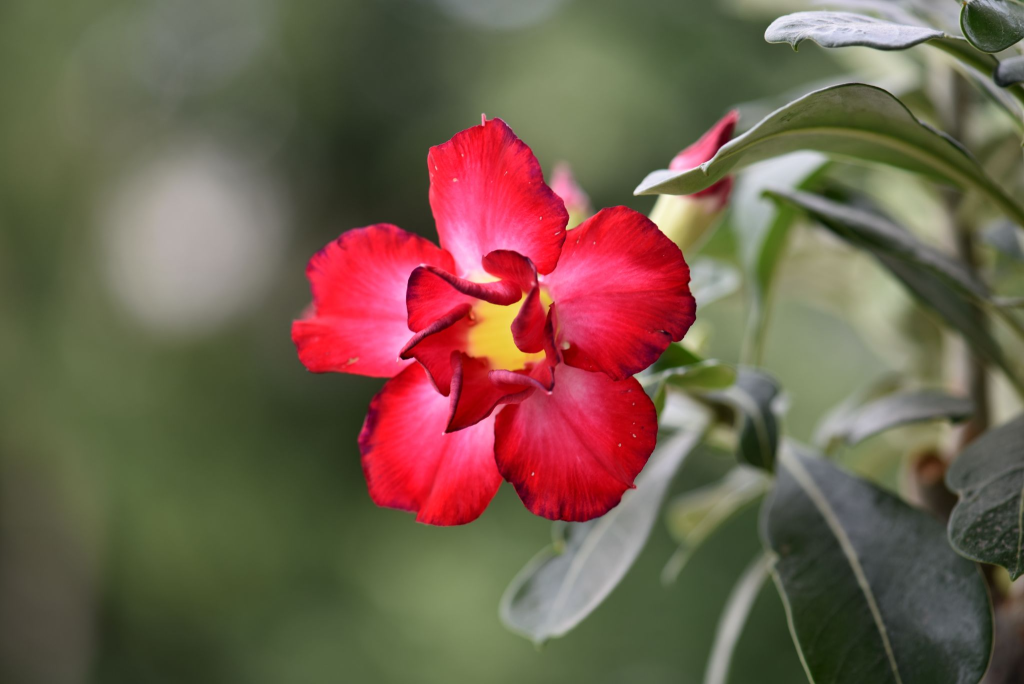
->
<box><xmin>783</xmin><ymin>451</ymin><xmax>905</xmax><ymax>684</ymax></box>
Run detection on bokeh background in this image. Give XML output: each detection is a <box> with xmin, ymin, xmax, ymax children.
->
<box><xmin>0</xmin><ymin>0</ymin><xmax>921</xmax><ymax>681</ymax></box>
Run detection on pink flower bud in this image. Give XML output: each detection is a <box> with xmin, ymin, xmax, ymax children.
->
<box><xmin>651</xmin><ymin>110</ymin><xmax>739</xmax><ymax>252</ymax></box>
<box><xmin>550</xmin><ymin>162</ymin><xmax>593</xmax><ymax>229</ymax></box>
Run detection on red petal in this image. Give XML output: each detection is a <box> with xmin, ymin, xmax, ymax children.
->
<box><xmin>359</xmin><ymin>363</ymin><xmax>501</xmax><ymax>526</ymax></box>
<box><xmin>428</xmin><ymin>118</ymin><xmax>567</xmax><ymax>277</ymax></box>
<box><xmin>482</xmin><ymin>250</ymin><xmax>546</xmax><ymax>354</ymax></box>
<box><xmin>406</xmin><ymin>266</ymin><xmax>521</xmax><ymax>332</ymax></box>
<box><xmin>669</xmin><ymin>110</ymin><xmax>738</xmax><ymax>171</ymax></box>
<box><xmin>399</xmin><ymin>309</ymin><xmax>470</xmax><ymax>395</ymax></box>
<box><xmin>494</xmin><ymin>365</ymin><xmax>657</xmax><ymax>522</ymax></box>
<box><xmin>545</xmin><ymin>207</ymin><xmax>696</xmax><ymax>380</ymax></box>
<box><xmin>293</xmin><ymin>224</ymin><xmax>454</xmax><ymax>377</ymax></box>
<box><xmin>669</xmin><ymin>111</ymin><xmax>738</xmax><ymax>203</ymax></box>
<box><xmin>447</xmin><ymin>353</ymin><xmax>532</xmax><ymax>432</ymax></box>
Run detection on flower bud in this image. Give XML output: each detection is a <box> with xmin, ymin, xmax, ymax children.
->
<box><xmin>550</xmin><ymin>162</ymin><xmax>593</xmax><ymax>229</ymax></box>
<box><xmin>649</xmin><ymin>110</ymin><xmax>738</xmax><ymax>253</ymax></box>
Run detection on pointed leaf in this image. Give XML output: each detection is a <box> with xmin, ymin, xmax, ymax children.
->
<box><xmin>763</xmin><ymin>445</ymin><xmax>993</xmax><ymax>684</ymax></box>
<box><xmin>704</xmin><ymin>369</ymin><xmax>783</xmax><ymax>472</ymax></box>
<box><xmin>961</xmin><ymin>0</ymin><xmax>1024</xmax><ymax>53</ymax></box>
<box><xmin>947</xmin><ymin>414</ymin><xmax>1024</xmax><ymax>579</ymax></box>
<box><xmin>643</xmin><ymin>361</ymin><xmax>738</xmax><ymax>393</ymax></box>
<box><xmin>500</xmin><ymin>416</ymin><xmax>710</xmax><ymax>644</ymax></box>
<box><xmin>655</xmin><ymin>342</ymin><xmax>703</xmax><ymax>371</ymax></box>
<box><xmin>634</xmin><ymin>84</ymin><xmax>1024</xmax><ymax>227</ymax></box>
<box><xmin>996</xmin><ymin>55</ymin><xmax>1024</xmax><ymax>86</ymax></box>
<box><xmin>766</xmin><ymin>11</ymin><xmax>945</xmax><ymax>50</ymax></box>
<box><xmin>817</xmin><ymin>390</ymin><xmax>974</xmax><ymax>447</ymax></box>
<box><xmin>764</xmin><ymin>11</ymin><xmax>1002</xmax><ymax>77</ymax></box>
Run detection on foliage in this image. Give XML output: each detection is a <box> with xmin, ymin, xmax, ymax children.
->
<box><xmin>496</xmin><ymin>2</ymin><xmax>1024</xmax><ymax>683</ymax></box>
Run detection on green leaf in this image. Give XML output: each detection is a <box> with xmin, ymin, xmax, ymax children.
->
<box><xmin>764</xmin><ymin>11</ymin><xmax>1001</xmax><ymax>79</ymax></box>
<box><xmin>703</xmin><ymin>555</ymin><xmax>772</xmax><ymax>684</ymax></box>
<box><xmin>690</xmin><ymin>258</ymin><xmax>742</xmax><ymax>308</ymax></box>
<box><xmin>704</xmin><ymin>369</ymin><xmax>783</xmax><ymax>472</ymax></box>
<box><xmin>961</xmin><ymin>0</ymin><xmax>1024</xmax><ymax>53</ymax></box>
<box><xmin>763</xmin><ymin>445</ymin><xmax>993</xmax><ymax>684</ymax></box>
<box><xmin>730</xmin><ymin>152</ymin><xmax>829</xmax><ymax>363</ymax></box>
<box><xmin>644</xmin><ymin>361</ymin><xmax>738</xmax><ymax>393</ymax></box>
<box><xmin>766</xmin><ymin>11</ymin><xmax>945</xmax><ymax>50</ymax></box>
<box><xmin>634</xmin><ymin>84</ymin><xmax>1024</xmax><ymax>227</ymax></box>
<box><xmin>816</xmin><ymin>390</ymin><xmax>974</xmax><ymax>448</ymax></box>
<box><xmin>947</xmin><ymin>414</ymin><xmax>1024</xmax><ymax>579</ymax></box>
<box><xmin>662</xmin><ymin>467</ymin><xmax>768</xmax><ymax>584</ymax></box>
<box><xmin>996</xmin><ymin>54</ymin><xmax>1024</xmax><ymax>86</ymax></box>
<box><xmin>654</xmin><ymin>342</ymin><xmax>703</xmax><ymax>371</ymax></box>
<box><xmin>500</xmin><ymin>417</ymin><xmax>710</xmax><ymax>644</ymax></box>
<box><xmin>766</xmin><ymin>189</ymin><xmax>1024</xmax><ymax>393</ymax></box>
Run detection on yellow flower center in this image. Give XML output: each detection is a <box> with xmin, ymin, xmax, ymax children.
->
<box><xmin>466</xmin><ymin>288</ymin><xmax>552</xmax><ymax>371</ymax></box>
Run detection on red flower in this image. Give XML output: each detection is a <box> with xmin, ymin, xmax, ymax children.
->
<box><xmin>293</xmin><ymin>117</ymin><xmax>696</xmax><ymax>525</ymax></box>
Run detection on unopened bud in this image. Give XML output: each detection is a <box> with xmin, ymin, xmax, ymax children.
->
<box><xmin>550</xmin><ymin>162</ymin><xmax>593</xmax><ymax>229</ymax></box>
<box><xmin>650</xmin><ymin>111</ymin><xmax>738</xmax><ymax>252</ymax></box>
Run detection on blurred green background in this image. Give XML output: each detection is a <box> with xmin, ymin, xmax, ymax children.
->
<box><xmin>0</xmin><ymin>0</ymin><xmax>903</xmax><ymax>682</ymax></box>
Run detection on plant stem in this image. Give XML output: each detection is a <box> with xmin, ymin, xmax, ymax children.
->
<box><xmin>943</xmin><ymin>73</ymin><xmax>991</xmax><ymax>446</ymax></box>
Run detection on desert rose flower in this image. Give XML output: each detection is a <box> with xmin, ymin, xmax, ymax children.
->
<box><xmin>549</xmin><ymin>162</ymin><xmax>593</xmax><ymax>229</ymax></box>
<box><xmin>648</xmin><ymin>111</ymin><xmax>738</xmax><ymax>253</ymax></box>
<box><xmin>293</xmin><ymin>117</ymin><xmax>695</xmax><ymax>525</ymax></box>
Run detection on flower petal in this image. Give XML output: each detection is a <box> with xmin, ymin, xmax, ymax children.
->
<box><xmin>359</xmin><ymin>363</ymin><xmax>501</xmax><ymax>526</ymax></box>
<box><xmin>545</xmin><ymin>207</ymin><xmax>696</xmax><ymax>380</ymax></box>
<box><xmin>428</xmin><ymin>118</ymin><xmax>568</xmax><ymax>276</ymax></box>
<box><xmin>406</xmin><ymin>266</ymin><xmax>521</xmax><ymax>332</ymax></box>
<box><xmin>482</xmin><ymin>250</ymin><xmax>546</xmax><ymax>354</ymax></box>
<box><xmin>669</xmin><ymin>110</ymin><xmax>738</xmax><ymax>204</ymax></box>
<box><xmin>494</xmin><ymin>364</ymin><xmax>657</xmax><ymax>521</ymax></box>
<box><xmin>447</xmin><ymin>353</ymin><xmax>532</xmax><ymax>432</ymax></box>
<box><xmin>399</xmin><ymin>309</ymin><xmax>470</xmax><ymax>395</ymax></box>
<box><xmin>293</xmin><ymin>224</ymin><xmax>454</xmax><ymax>377</ymax></box>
